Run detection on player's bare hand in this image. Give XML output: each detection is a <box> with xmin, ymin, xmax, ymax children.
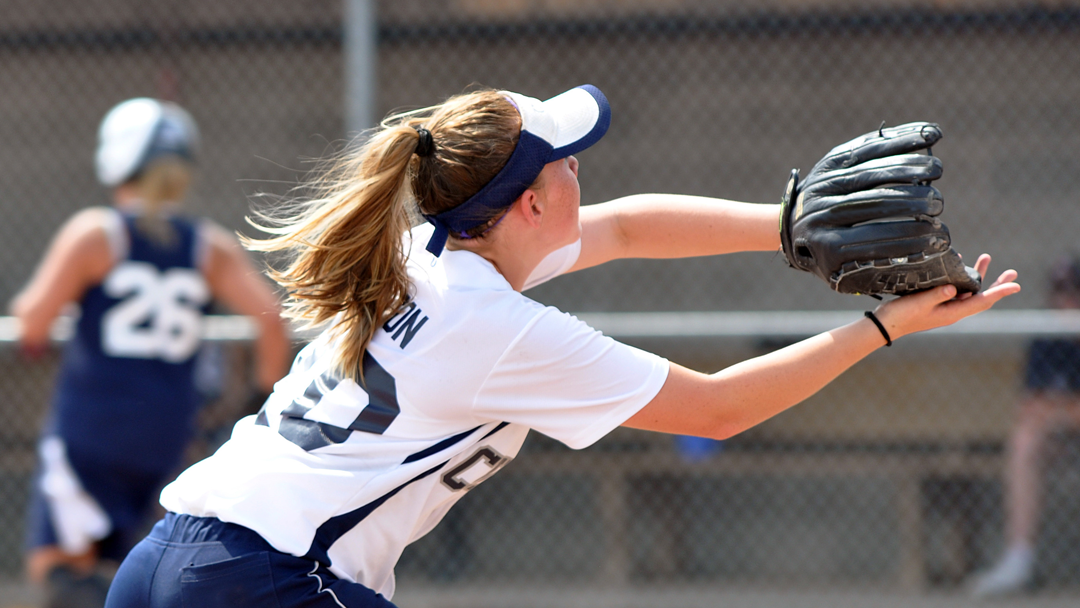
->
<box><xmin>873</xmin><ymin>254</ymin><xmax>1020</xmax><ymax>340</ymax></box>
<box><xmin>954</xmin><ymin>253</ymin><xmax>993</xmax><ymax>301</ymax></box>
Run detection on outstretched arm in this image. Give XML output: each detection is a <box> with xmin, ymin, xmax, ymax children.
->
<box><xmin>624</xmin><ymin>255</ymin><xmax>1021</xmax><ymax>439</ymax></box>
<box><xmin>572</xmin><ymin>195</ymin><xmax>780</xmax><ymax>273</ymax></box>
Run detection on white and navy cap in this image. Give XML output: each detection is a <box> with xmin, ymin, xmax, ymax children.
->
<box><xmin>95</xmin><ymin>98</ymin><xmax>199</xmax><ymax>187</ymax></box>
<box><xmin>423</xmin><ymin>84</ymin><xmax>611</xmax><ymax>256</ymax></box>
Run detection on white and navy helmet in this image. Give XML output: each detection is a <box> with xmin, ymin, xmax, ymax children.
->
<box><xmin>95</xmin><ymin>98</ymin><xmax>199</xmax><ymax>187</ymax></box>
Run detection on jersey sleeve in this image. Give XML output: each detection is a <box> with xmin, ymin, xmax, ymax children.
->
<box><xmin>474</xmin><ymin>308</ymin><xmax>669</xmax><ymax>449</ymax></box>
<box><xmin>100</xmin><ymin>207</ymin><xmax>129</xmax><ymax>263</ymax></box>
<box><xmin>522</xmin><ymin>239</ymin><xmax>581</xmax><ymax>291</ymax></box>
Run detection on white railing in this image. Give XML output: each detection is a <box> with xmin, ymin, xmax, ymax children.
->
<box><xmin>1</xmin><ymin>309</ymin><xmax>1079</xmax><ymax>343</ymax></box>
<box><xmin>575</xmin><ymin>309</ymin><xmax>1080</xmax><ymax>338</ymax></box>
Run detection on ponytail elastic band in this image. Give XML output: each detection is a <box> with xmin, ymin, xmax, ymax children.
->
<box><xmin>413</xmin><ymin>127</ymin><xmax>434</xmax><ymax>157</ymax></box>
<box><xmin>864</xmin><ymin>311</ymin><xmax>892</xmax><ymax>347</ymax></box>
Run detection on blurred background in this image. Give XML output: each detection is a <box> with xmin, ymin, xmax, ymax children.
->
<box><xmin>2</xmin><ymin>0</ymin><xmax>1080</xmax><ymax>606</ymax></box>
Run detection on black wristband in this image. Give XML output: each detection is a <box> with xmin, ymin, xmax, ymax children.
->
<box><xmin>864</xmin><ymin>311</ymin><xmax>892</xmax><ymax>347</ymax></box>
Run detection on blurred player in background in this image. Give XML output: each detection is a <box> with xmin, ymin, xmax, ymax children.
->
<box><xmin>103</xmin><ymin>85</ymin><xmax>1018</xmax><ymax>608</ymax></box>
<box><xmin>11</xmin><ymin>98</ymin><xmax>291</xmax><ymax>608</ymax></box>
<box><xmin>970</xmin><ymin>255</ymin><xmax>1080</xmax><ymax>597</ymax></box>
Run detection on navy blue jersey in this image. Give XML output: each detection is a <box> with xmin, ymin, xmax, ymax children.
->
<box><xmin>49</xmin><ymin>211</ymin><xmax>212</xmax><ymax>473</ymax></box>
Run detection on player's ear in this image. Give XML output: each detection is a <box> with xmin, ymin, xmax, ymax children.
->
<box><xmin>515</xmin><ymin>188</ymin><xmax>544</xmax><ymax>229</ymax></box>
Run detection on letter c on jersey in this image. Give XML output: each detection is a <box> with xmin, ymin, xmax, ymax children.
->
<box><xmin>440</xmin><ymin>446</ymin><xmax>513</xmax><ymax>492</ymax></box>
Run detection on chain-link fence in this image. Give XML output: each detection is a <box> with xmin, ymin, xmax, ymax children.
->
<box><xmin>3</xmin><ymin>1</ymin><xmax>1080</xmax><ymax>605</ymax></box>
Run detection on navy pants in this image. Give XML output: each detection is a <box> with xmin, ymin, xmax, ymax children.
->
<box><xmin>26</xmin><ymin>438</ymin><xmax>171</xmax><ymax>561</ymax></box>
<box><xmin>105</xmin><ymin>513</ymin><xmax>397</xmax><ymax>608</ymax></box>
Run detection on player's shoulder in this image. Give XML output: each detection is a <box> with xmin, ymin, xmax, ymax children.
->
<box><xmin>31</xmin><ymin>206</ymin><xmax>123</xmax><ymax>281</ymax></box>
<box><xmin>60</xmin><ymin>205</ymin><xmax>118</xmax><ymax>235</ymax></box>
<box><xmin>514</xmin><ymin>303</ymin><xmax>605</xmax><ymax>349</ymax></box>
<box><xmin>447</xmin><ymin>296</ymin><xmax>594</xmax><ymax>366</ymax></box>
<box><xmin>184</xmin><ymin>218</ymin><xmax>259</xmax><ymax>284</ymax></box>
<box><xmin>396</xmin><ymin>222</ymin><xmax>583</xmax><ymax>346</ymax></box>
<box><xmin>51</xmin><ymin>206</ymin><xmax>121</xmax><ymax>255</ymax></box>
<box><xmin>191</xmin><ymin>217</ymin><xmax>244</xmax><ymax>256</ymax></box>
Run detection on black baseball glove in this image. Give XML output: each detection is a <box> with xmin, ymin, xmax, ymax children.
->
<box><xmin>779</xmin><ymin>122</ymin><xmax>981</xmax><ymax>296</ymax></box>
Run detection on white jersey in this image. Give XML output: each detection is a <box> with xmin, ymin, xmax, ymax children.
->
<box><xmin>160</xmin><ymin>223</ymin><xmax>669</xmax><ymax>598</ymax></box>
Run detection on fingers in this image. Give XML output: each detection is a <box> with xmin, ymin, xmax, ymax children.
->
<box><xmin>946</xmin><ymin>272</ymin><xmax>1020</xmax><ymax>312</ymax></box>
<box><xmin>985</xmin><ymin>270</ymin><xmax>1020</xmax><ymax>293</ymax></box>
<box><xmin>932</xmin><ymin>284</ymin><xmax>958</xmax><ymax>304</ymax></box>
<box><xmin>968</xmin><ymin>254</ymin><xmax>1018</xmax><ymax>292</ymax></box>
<box><xmin>880</xmin><ymin>263</ymin><xmax>1020</xmax><ymax>339</ymax></box>
<box><xmin>899</xmin><ymin>283</ymin><xmax>957</xmax><ymax>310</ymax></box>
<box><xmin>989</xmin><ymin>267</ymin><xmax>1018</xmax><ymax>285</ymax></box>
<box><xmin>956</xmin><ymin>254</ymin><xmax>993</xmax><ymax>300</ymax></box>
<box><xmin>968</xmin><ymin>281</ymin><xmax>1021</xmax><ymax>310</ymax></box>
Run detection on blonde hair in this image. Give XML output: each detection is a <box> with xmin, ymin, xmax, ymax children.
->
<box><xmin>129</xmin><ymin>158</ymin><xmax>194</xmax><ymax>245</ymax></box>
<box><xmin>247</xmin><ymin>89</ymin><xmax>521</xmax><ymax>380</ymax></box>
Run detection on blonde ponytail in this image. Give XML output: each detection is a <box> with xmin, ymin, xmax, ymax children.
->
<box><xmin>247</xmin><ymin>88</ymin><xmax>520</xmax><ymax>380</ymax></box>
<box><xmin>130</xmin><ymin>158</ymin><xmax>193</xmax><ymax>245</ymax></box>
<box><xmin>246</xmin><ymin>125</ymin><xmax>418</xmax><ymax>380</ymax></box>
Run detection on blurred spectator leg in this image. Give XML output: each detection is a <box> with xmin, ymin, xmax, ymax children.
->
<box><xmin>970</xmin><ymin>394</ymin><xmax>1055</xmax><ymax>597</ymax></box>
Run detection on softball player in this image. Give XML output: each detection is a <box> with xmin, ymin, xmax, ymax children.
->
<box><xmin>13</xmin><ymin>98</ymin><xmax>290</xmax><ymax>608</ymax></box>
<box><xmin>104</xmin><ymin>85</ymin><xmax>1019</xmax><ymax>608</ymax></box>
